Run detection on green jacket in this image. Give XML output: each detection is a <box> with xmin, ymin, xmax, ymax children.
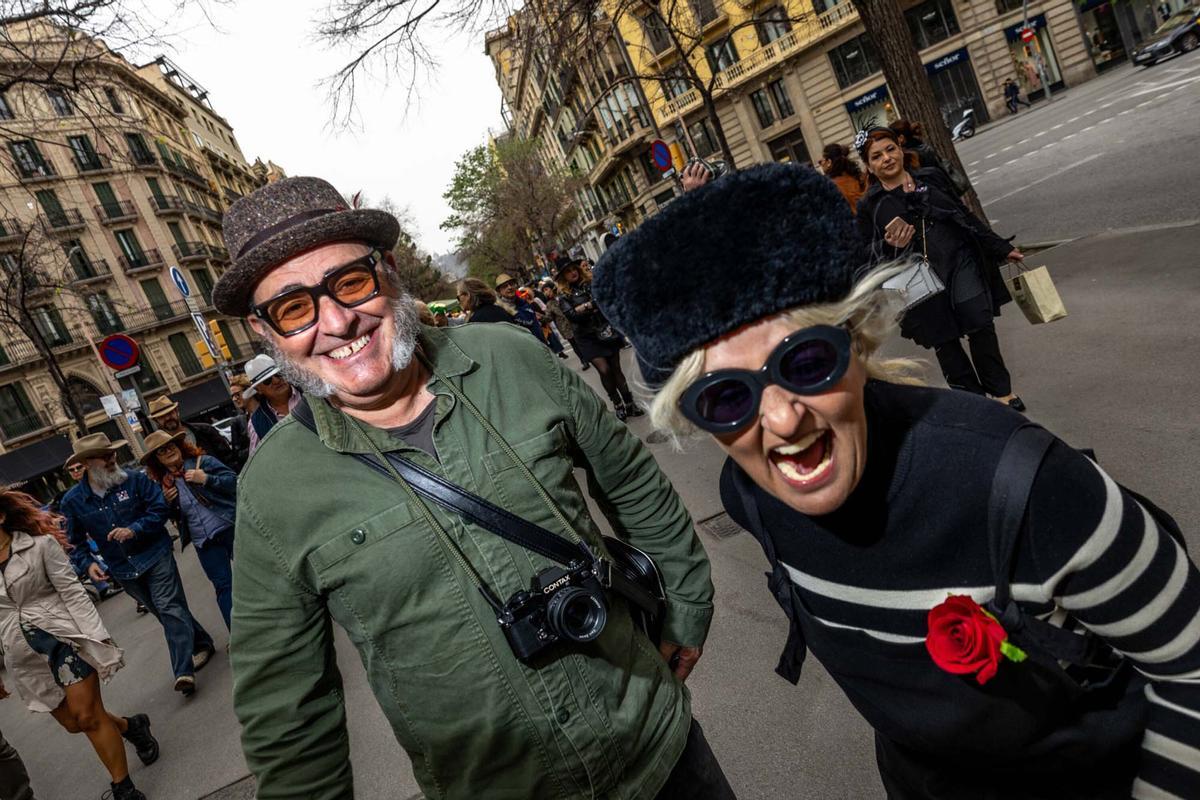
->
<box><xmin>230</xmin><ymin>323</ymin><xmax>715</xmax><ymax>800</ymax></box>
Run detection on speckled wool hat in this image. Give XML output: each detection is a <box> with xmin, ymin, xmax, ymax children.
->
<box><xmin>213</xmin><ymin>177</ymin><xmax>399</xmax><ymax>316</ymax></box>
<box><xmin>591</xmin><ymin>163</ymin><xmax>863</xmax><ymax>387</ymax></box>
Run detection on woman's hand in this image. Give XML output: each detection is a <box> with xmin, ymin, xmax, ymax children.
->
<box><xmin>659</xmin><ymin>641</ymin><xmax>704</xmax><ymax>682</ymax></box>
<box><xmin>884</xmin><ymin>216</ymin><xmax>916</xmax><ymax>248</ymax></box>
<box><xmin>163</xmin><ymin>484</ymin><xmax>178</xmax><ymax>503</ymax></box>
<box><xmin>87</xmin><ymin>563</ymin><xmax>110</xmax><ymax>584</ymax></box>
<box><xmin>1006</xmin><ymin>248</ymin><xmax>1024</xmax><ymax>263</ymax></box>
<box><xmin>184</xmin><ymin>468</ymin><xmax>208</xmax><ymax>486</ymax></box>
<box><xmin>574</xmin><ymin>302</ymin><xmax>592</xmax><ymax>314</ymax></box>
<box><xmin>681</xmin><ymin>161</ymin><xmax>711</xmax><ymax>193</ymax></box>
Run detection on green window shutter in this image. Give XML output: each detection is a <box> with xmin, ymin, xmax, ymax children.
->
<box><xmin>168</xmin><ymin>332</ymin><xmax>202</xmax><ymax>375</ymax></box>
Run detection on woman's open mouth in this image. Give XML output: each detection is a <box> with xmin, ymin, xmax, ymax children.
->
<box><xmin>769</xmin><ymin>430</ymin><xmax>835</xmax><ymax>489</ymax></box>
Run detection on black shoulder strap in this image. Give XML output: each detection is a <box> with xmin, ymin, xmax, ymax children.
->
<box><xmin>987</xmin><ymin>424</ymin><xmax>1054</xmax><ymax>611</ymax></box>
<box><xmin>291</xmin><ymin>399</ymin><xmax>585</xmax><ymax>568</ymax></box>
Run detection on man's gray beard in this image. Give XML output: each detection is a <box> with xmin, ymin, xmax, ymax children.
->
<box><xmin>87</xmin><ymin>463</ymin><xmax>127</xmax><ymax>494</ymax></box>
<box><xmin>264</xmin><ymin>294</ymin><xmax>420</xmax><ymax>400</ymax></box>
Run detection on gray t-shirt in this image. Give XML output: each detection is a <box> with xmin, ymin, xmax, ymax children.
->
<box><xmin>386</xmin><ymin>400</ymin><xmax>438</xmax><ymax>459</ymax></box>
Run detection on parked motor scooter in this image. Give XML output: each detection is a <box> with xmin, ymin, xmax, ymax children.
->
<box><xmin>951</xmin><ymin>108</ymin><xmax>976</xmax><ymax>141</ymax></box>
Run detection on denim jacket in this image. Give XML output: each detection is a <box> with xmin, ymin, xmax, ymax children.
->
<box><xmin>170</xmin><ymin>455</ymin><xmax>237</xmax><ymax>549</ymax></box>
<box><xmin>61</xmin><ymin>469</ymin><xmax>171</xmax><ymax>581</ymax></box>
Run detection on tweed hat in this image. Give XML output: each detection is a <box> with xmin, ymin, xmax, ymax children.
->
<box><xmin>213</xmin><ymin>176</ymin><xmax>400</xmax><ymax>316</ymax></box>
<box><xmin>66</xmin><ymin>432</ymin><xmax>127</xmax><ymax>467</ymax></box>
<box><xmin>591</xmin><ymin>162</ymin><xmax>864</xmax><ymax>388</ymax></box>
<box><xmin>146</xmin><ymin>395</ymin><xmax>179</xmax><ymax>418</ymax></box>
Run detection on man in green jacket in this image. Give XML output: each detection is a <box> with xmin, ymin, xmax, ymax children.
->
<box><xmin>212</xmin><ymin>177</ymin><xmax>730</xmax><ymax>800</ymax></box>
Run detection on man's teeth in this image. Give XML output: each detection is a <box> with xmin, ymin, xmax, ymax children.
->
<box><xmin>773</xmin><ymin>430</ymin><xmax>825</xmax><ymax>455</ymax></box>
<box><xmin>328</xmin><ymin>333</ymin><xmax>371</xmax><ymax>360</ymax></box>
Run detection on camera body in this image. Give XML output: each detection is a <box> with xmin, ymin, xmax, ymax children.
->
<box><xmin>687</xmin><ymin>156</ymin><xmax>730</xmax><ymax>182</ymax></box>
<box><xmin>499</xmin><ymin>559</ymin><xmax>608</xmax><ymax>662</ymax></box>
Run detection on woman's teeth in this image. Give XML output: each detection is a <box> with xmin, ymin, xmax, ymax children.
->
<box><xmin>771</xmin><ymin>431</ymin><xmax>834</xmax><ymax>485</ymax></box>
<box><xmin>328</xmin><ymin>333</ymin><xmax>371</xmax><ymax>360</ymax></box>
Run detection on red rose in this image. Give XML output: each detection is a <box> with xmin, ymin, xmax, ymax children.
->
<box><xmin>925</xmin><ymin>595</ymin><xmax>1024</xmax><ymax>685</ymax></box>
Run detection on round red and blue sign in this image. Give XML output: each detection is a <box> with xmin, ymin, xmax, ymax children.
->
<box><xmin>99</xmin><ymin>334</ymin><xmax>139</xmax><ymax>371</ymax></box>
<box><xmin>651</xmin><ymin>140</ymin><xmax>672</xmax><ymax>171</ymax></box>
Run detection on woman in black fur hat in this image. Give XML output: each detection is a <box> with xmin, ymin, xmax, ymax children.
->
<box><xmin>555</xmin><ymin>257</ymin><xmax>643</xmax><ymax>421</ymax></box>
<box><xmin>591</xmin><ymin>162</ymin><xmax>1199</xmax><ymax>800</ymax></box>
<box><xmin>856</xmin><ymin>127</ymin><xmax>1027</xmax><ymax>412</ymax></box>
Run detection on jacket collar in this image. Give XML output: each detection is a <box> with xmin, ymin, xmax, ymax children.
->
<box><xmin>308</xmin><ymin>327</ymin><xmax>475</xmax><ymax>455</ymax></box>
<box><xmin>9</xmin><ymin>529</ymin><xmax>36</xmax><ymax>555</ymax></box>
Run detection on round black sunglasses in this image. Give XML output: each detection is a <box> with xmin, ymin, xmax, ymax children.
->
<box><xmin>680</xmin><ymin>325</ymin><xmax>852</xmax><ymax>433</ymax></box>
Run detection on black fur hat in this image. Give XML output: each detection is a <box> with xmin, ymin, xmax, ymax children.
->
<box><xmin>591</xmin><ymin>163</ymin><xmax>863</xmax><ymax>387</ymax></box>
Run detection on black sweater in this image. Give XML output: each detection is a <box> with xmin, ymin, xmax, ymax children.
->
<box><xmin>720</xmin><ymin>381</ymin><xmax>1200</xmax><ymax>797</ymax></box>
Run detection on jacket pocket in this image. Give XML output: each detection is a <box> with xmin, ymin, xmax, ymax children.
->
<box><xmin>307</xmin><ymin>501</ymin><xmax>418</xmax><ymax>580</ymax></box>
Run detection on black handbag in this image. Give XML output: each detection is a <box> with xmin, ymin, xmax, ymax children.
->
<box><xmin>292</xmin><ymin>398</ymin><xmax>667</xmax><ymax>645</ymax></box>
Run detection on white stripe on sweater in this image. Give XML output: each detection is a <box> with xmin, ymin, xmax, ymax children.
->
<box><xmin>1060</xmin><ymin>503</ymin><xmax>1157</xmax><ymax>609</ymax></box>
<box><xmin>1078</xmin><ymin>538</ymin><xmax>1186</xmax><ymax>639</ymax></box>
<box><xmin>1131</xmin><ymin>779</ymin><xmax>1186</xmax><ymax>800</ymax></box>
<box><xmin>1143</xmin><ymin>730</ymin><xmax>1200</xmax><ymax>772</ymax></box>
<box><xmin>1147</xmin><ymin>684</ymin><xmax>1200</xmax><ymax>721</ymax></box>
<box><xmin>809</xmin><ymin>614</ymin><xmax>926</xmax><ymax>645</ymax></box>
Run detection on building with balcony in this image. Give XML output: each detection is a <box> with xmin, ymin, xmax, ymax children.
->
<box><xmin>488</xmin><ymin>0</ymin><xmax>1100</xmax><ymax>258</ymax></box>
<box><xmin>0</xmin><ymin>19</ymin><xmax>285</xmax><ymax>499</ymax></box>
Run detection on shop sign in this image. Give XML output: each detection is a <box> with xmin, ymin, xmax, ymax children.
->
<box><xmin>844</xmin><ymin>85</ymin><xmax>889</xmax><ymax>113</ymax></box>
<box><xmin>925</xmin><ymin>47</ymin><xmax>971</xmax><ymax>75</ymax></box>
<box><xmin>1005</xmin><ymin>13</ymin><xmax>1047</xmax><ymax>42</ymax></box>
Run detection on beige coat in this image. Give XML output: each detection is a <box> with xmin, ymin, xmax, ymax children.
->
<box><xmin>0</xmin><ymin>531</ymin><xmax>123</xmax><ymax>712</ymax></box>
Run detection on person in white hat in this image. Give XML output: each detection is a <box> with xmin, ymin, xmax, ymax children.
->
<box><xmin>242</xmin><ymin>354</ymin><xmax>299</xmax><ymax>457</ymax></box>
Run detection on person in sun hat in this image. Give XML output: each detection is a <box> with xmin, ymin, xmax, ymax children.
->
<box><xmin>591</xmin><ymin>161</ymin><xmax>1200</xmax><ymax>800</ymax></box>
<box><xmin>212</xmin><ymin>176</ymin><xmax>724</xmax><ymax>800</ymax></box>
<box><xmin>59</xmin><ymin>433</ymin><xmax>216</xmax><ymax>698</ymax></box>
<box><xmin>240</xmin><ymin>354</ymin><xmax>299</xmax><ymax>457</ymax></box>
<box><xmin>146</xmin><ymin>394</ymin><xmax>236</xmax><ymax>470</ymax></box>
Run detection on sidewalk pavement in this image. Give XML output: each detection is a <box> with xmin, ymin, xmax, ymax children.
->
<box><xmin>4</xmin><ymin>220</ymin><xmax>1197</xmax><ymax>798</ymax></box>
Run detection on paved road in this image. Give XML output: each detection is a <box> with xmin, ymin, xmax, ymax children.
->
<box><xmin>955</xmin><ymin>50</ymin><xmax>1200</xmax><ymax>244</ymax></box>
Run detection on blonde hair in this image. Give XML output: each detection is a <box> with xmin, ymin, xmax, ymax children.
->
<box><xmin>648</xmin><ymin>263</ymin><xmax>926</xmax><ymax>437</ymax></box>
<box><xmin>229</xmin><ymin>374</ymin><xmax>251</xmax><ymax>390</ymax></box>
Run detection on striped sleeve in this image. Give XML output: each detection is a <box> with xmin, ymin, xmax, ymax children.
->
<box><xmin>1027</xmin><ymin>442</ymin><xmax>1200</xmax><ymax>799</ymax></box>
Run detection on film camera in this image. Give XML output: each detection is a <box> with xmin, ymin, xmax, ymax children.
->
<box><xmin>498</xmin><ymin>558</ymin><xmax>609</xmax><ymax>661</ymax></box>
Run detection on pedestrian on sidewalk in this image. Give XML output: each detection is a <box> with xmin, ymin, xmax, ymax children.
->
<box><xmin>59</xmin><ymin>434</ymin><xmax>216</xmax><ymax>698</ymax></box>
<box><xmin>146</xmin><ymin>395</ymin><xmax>237</xmax><ymax>472</ymax></box>
<box><xmin>142</xmin><ymin>431</ymin><xmax>236</xmax><ymax>631</ymax></box>
<box><xmin>817</xmin><ymin>143</ymin><xmax>865</xmax><ymax>213</ymax></box>
<box><xmin>1004</xmin><ymin>79</ymin><xmax>1032</xmax><ymax>113</ymax></box>
<box><xmin>556</xmin><ymin>255</ymin><xmax>644</xmax><ymax>420</ymax></box>
<box><xmin>227</xmin><ymin>375</ymin><xmax>253</xmax><ymax>471</ymax></box>
<box><xmin>539</xmin><ymin>280</ymin><xmax>590</xmax><ymax>369</ymax></box>
<box><xmin>457</xmin><ymin>277</ymin><xmax>512</xmax><ymax>324</ymax></box>
<box><xmin>241</xmin><ymin>355</ymin><xmax>300</xmax><ymax>458</ymax></box>
<box><xmin>856</xmin><ymin>127</ymin><xmax>1027</xmax><ymax>411</ymax></box>
<box><xmin>0</xmin><ymin>488</ymin><xmax>159</xmax><ymax>800</ymax></box>
<box><xmin>213</xmin><ymin>177</ymin><xmax>726</xmax><ymax>800</ymax></box>
<box><xmin>593</xmin><ymin>161</ymin><xmax>1200</xmax><ymax>800</ymax></box>
<box><xmin>496</xmin><ymin>274</ymin><xmax>547</xmax><ymax>343</ymax></box>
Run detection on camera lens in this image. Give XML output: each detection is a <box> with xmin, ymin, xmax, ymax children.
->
<box><xmin>546</xmin><ymin>587</ymin><xmax>607</xmax><ymax>643</ymax></box>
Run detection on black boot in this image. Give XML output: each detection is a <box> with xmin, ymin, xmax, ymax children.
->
<box><xmin>104</xmin><ymin>775</ymin><xmax>146</xmax><ymax>800</ymax></box>
<box><xmin>121</xmin><ymin>713</ymin><xmax>159</xmax><ymax>765</ymax></box>
<box><xmin>614</xmin><ymin>402</ymin><xmax>628</xmax><ymax>422</ymax></box>
<box><xmin>619</xmin><ymin>393</ymin><xmax>645</xmax><ymax>417</ymax></box>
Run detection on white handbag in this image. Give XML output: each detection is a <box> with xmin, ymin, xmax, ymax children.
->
<box><xmin>882</xmin><ymin>221</ymin><xmax>945</xmax><ymax>310</ymax></box>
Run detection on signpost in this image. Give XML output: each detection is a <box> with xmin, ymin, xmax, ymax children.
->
<box><xmin>170</xmin><ymin>265</ymin><xmax>191</xmax><ymax>298</ymax></box>
<box><xmin>170</xmin><ymin>264</ymin><xmax>231</xmax><ymax>393</ymax></box>
<box><xmin>98</xmin><ymin>334</ymin><xmax>139</xmax><ymax>372</ymax></box>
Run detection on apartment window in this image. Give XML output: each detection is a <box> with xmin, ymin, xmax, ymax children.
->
<box><xmin>750</xmin><ymin>88</ymin><xmax>775</xmax><ymax>128</ymax></box>
<box><xmin>114</xmin><ymin>229</ymin><xmax>148</xmax><ymax>266</ymax></box>
<box><xmin>140</xmin><ymin>278</ymin><xmax>173</xmax><ymax>319</ymax></box>
<box><xmin>125</xmin><ymin>132</ymin><xmax>154</xmax><ymax>163</ymax></box>
<box><xmin>0</xmin><ymin>254</ymin><xmax>17</xmax><ymax>273</ymax></box>
<box><xmin>995</xmin><ymin>0</ymin><xmax>1023</xmax><ymax>13</ymax></box>
<box><xmin>640</xmin><ymin>148</ymin><xmax>662</xmax><ymax>185</ymax></box>
<box><xmin>642</xmin><ymin>13</ymin><xmax>672</xmax><ymax>54</ymax></box>
<box><xmin>93</xmin><ymin>181</ymin><xmax>121</xmax><ymax>216</ymax></box>
<box><xmin>68</xmin><ymin>135</ymin><xmax>102</xmax><ymax>170</ymax></box>
<box><xmin>0</xmin><ymin>344</ymin><xmax>8</xmax><ymax>366</ymax></box>
<box><xmin>32</xmin><ymin>306</ymin><xmax>71</xmax><ymax>346</ymax></box>
<box><xmin>663</xmin><ymin>66</ymin><xmax>691</xmax><ymax>99</ymax></box>
<box><xmin>86</xmin><ymin>292</ymin><xmax>124</xmax><ymax>335</ymax></box>
<box><xmin>906</xmin><ymin>0</ymin><xmax>960</xmax><ymax>50</ymax></box>
<box><xmin>169</xmin><ymin>332</ymin><xmax>204</xmax><ymax>376</ymax></box>
<box><xmin>35</xmin><ymin>190</ymin><xmax>67</xmax><ymax>225</ymax></box>
<box><xmin>692</xmin><ymin>0</ymin><xmax>719</xmax><ymax>26</ymax></box>
<box><xmin>677</xmin><ymin>118</ymin><xmax>719</xmax><ymax>158</ymax></box>
<box><xmin>45</xmin><ymin>87</ymin><xmax>73</xmax><ymax>116</ymax></box>
<box><xmin>217</xmin><ymin>320</ymin><xmax>243</xmax><ymax>360</ymax></box>
<box><xmin>190</xmin><ymin>268</ymin><xmax>214</xmax><ymax>304</ymax></box>
<box><xmin>706</xmin><ymin>38</ymin><xmax>739</xmax><ymax>73</ymax></box>
<box><xmin>132</xmin><ymin>355</ymin><xmax>162</xmax><ymax>394</ymax></box>
<box><xmin>63</xmin><ymin>239</ymin><xmax>95</xmax><ymax>279</ymax></box>
<box><xmin>0</xmin><ymin>92</ymin><xmax>13</xmax><ymax>120</ymax></box>
<box><xmin>104</xmin><ymin>87</ymin><xmax>125</xmax><ymax>114</ymax></box>
<box><xmin>167</xmin><ymin>221</ymin><xmax>187</xmax><ymax>247</ymax></box>
<box><xmin>757</xmin><ymin>5</ymin><xmax>792</xmax><ymax>45</ymax></box>
<box><xmin>191</xmin><ymin>132</ymin><xmax>204</xmax><ymax>149</ymax></box>
<box><xmin>0</xmin><ymin>383</ymin><xmax>40</xmax><ymax>440</ymax></box>
<box><xmin>769</xmin><ymin>79</ymin><xmax>795</xmax><ymax>118</ymax></box>
<box><xmin>9</xmin><ymin>140</ymin><xmax>49</xmax><ymax>176</ymax></box>
<box><xmin>768</xmin><ymin>129</ymin><xmax>811</xmax><ymax>164</ymax></box>
<box><xmin>829</xmin><ymin>34</ymin><xmax>882</xmax><ymax>88</ymax></box>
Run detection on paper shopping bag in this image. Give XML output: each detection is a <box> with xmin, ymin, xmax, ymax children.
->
<box><xmin>1008</xmin><ymin>266</ymin><xmax>1067</xmax><ymax>324</ymax></box>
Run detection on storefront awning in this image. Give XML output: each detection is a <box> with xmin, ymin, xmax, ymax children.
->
<box><xmin>1005</xmin><ymin>13</ymin><xmax>1048</xmax><ymax>41</ymax></box>
<box><xmin>174</xmin><ymin>377</ymin><xmax>231</xmax><ymax>421</ymax></box>
<box><xmin>0</xmin><ymin>434</ymin><xmax>72</xmax><ymax>485</ymax></box>
<box><xmin>844</xmin><ymin>85</ymin><xmax>889</xmax><ymax>113</ymax></box>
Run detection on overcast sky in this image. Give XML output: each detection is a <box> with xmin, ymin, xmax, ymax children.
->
<box><xmin>153</xmin><ymin>1</ymin><xmax>505</xmax><ymax>256</ymax></box>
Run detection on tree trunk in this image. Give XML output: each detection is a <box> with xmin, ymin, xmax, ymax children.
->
<box><xmin>850</xmin><ymin>0</ymin><xmax>988</xmax><ymax>222</ymax></box>
<box><xmin>701</xmin><ymin>90</ymin><xmax>738</xmax><ymax>168</ymax></box>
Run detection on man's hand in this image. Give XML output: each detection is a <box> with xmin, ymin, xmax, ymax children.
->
<box><xmin>658</xmin><ymin>641</ymin><xmax>703</xmax><ymax>682</ymax></box>
<box><xmin>1006</xmin><ymin>248</ymin><xmax>1024</xmax><ymax>263</ymax></box>
<box><xmin>163</xmin><ymin>484</ymin><xmax>178</xmax><ymax>503</ymax></box>
<box><xmin>184</xmin><ymin>468</ymin><xmax>207</xmax><ymax>485</ymax></box>
<box><xmin>680</xmin><ymin>161</ymin><xmax>712</xmax><ymax>193</ymax></box>
<box><xmin>107</xmin><ymin>527</ymin><xmax>135</xmax><ymax>543</ymax></box>
<box><xmin>884</xmin><ymin>216</ymin><xmax>915</xmax><ymax>249</ymax></box>
<box><xmin>87</xmin><ymin>562</ymin><xmax>110</xmax><ymax>583</ymax></box>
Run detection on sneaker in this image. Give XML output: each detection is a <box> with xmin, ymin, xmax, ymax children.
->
<box><xmin>192</xmin><ymin>645</ymin><xmax>215</xmax><ymax>671</ymax></box>
<box><xmin>134</xmin><ymin>602</ymin><xmax>148</xmax><ymax>615</ymax></box>
<box><xmin>121</xmin><ymin>713</ymin><xmax>159</xmax><ymax>765</ymax></box>
<box><xmin>1007</xmin><ymin>397</ymin><xmax>1027</xmax><ymax>413</ymax></box>
<box><xmin>556</xmin><ymin>352</ymin><xmax>569</xmax><ymax>359</ymax></box>
<box><xmin>174</xmin><ymin>675</ymin><xmax>196</xmax><ymax>696</ymax></box>
<box><xmin>103</xmin><ymin>777</ymin><xmax>146</xmax><ymax>800</ymax></box>
<box><xmin>615</xmin><ymin>404</ymin><xmax>628</xmax><ymax>422</ymax></box>
<box><xmin>624</xmin><ymin>403</ymin><xmax>645</xmax><ymax>418</ymax></box>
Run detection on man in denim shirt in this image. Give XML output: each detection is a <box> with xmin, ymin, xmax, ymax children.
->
<box><xmin>60</xmin><ymin>433</ymin><xmax>215</xmax><ymax>697</ymax></box>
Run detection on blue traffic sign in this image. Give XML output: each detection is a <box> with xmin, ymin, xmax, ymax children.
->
<box><xmin>651</xmin><ymin>139</ymin><xmax>672</xmax><ymax>171</ymax></box>
<box><xmin>169</xmin><ymin>266</ymin><xmax>190</xmax><ymax>298</ymax></box>
<box><xmin>99</xmin><ymin>334</ymin><xmax>140</xmax><ymax>371</ymax></box>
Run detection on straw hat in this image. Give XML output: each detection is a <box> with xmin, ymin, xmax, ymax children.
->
<box><xmin>147</xmin><ymin>395</ymin><xmax>179</xmax><ymax>418</ymax></box>
<box><xmin>494</xmin><ymin>273</ymin><xmax>516</xmax><ymax>288</ymax></box>
<box><xmin>66</xmin><ymin>433</ymin><xmax>127</xmax><ymax>467</ymax></box>
<box><xmin>139</xmin><ymin>430</ymin><xmax>187</xmax><ymax>465</ymax></box>
<box><xmin>242</xmin><ymin>354</ymin><xmax>280</xmax><ymax>400</ymax></box>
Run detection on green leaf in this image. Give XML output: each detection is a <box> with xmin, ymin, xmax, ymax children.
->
<box><xmin>1000</xmin><ymin>640</ymin><xmax>1027</xmax><ymax>663</ymax></box>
